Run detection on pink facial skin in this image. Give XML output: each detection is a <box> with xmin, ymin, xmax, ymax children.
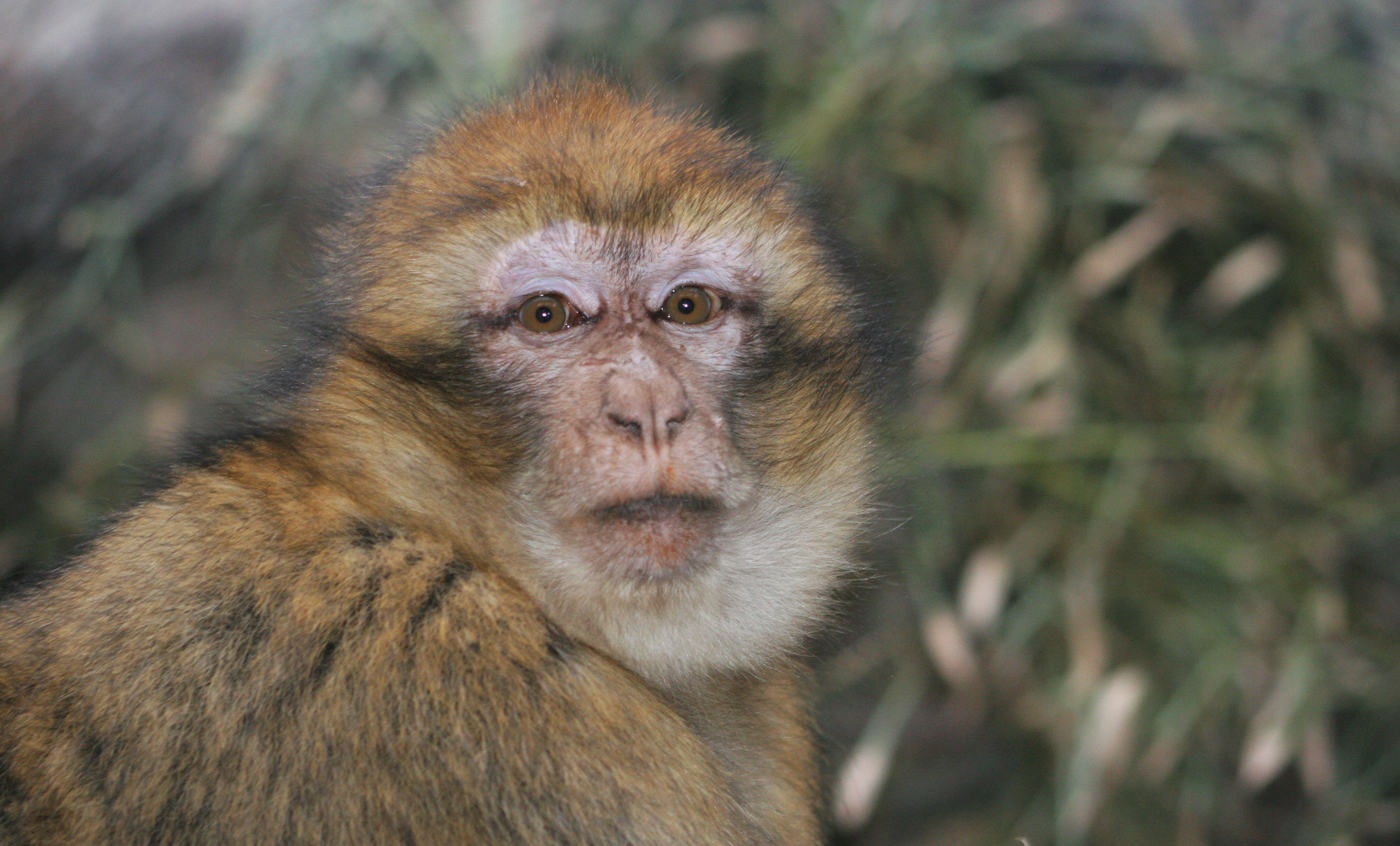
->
<box><xmin>475</xmin><ymin>221</ymin><xmax>764</xmax><ymax>580</ymax></box>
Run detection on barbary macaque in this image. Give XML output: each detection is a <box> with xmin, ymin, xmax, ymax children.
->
<box><xmin>0</xmin><ymin>77</ymin><xmax>894</xmax><ymax>845</ymax></box>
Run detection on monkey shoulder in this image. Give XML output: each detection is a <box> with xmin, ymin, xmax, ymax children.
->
<box><xmin>0</xmin><ymin>467</ymin><xmax>757</xmax><ymax>844</ymax></box>
<box><xmin>0</xmin><ymin>460</ymin><xmax>593</xmax><ymax>714</ymax></box>
<box><xmin>66</xmin><ymin>470</ymin><xmax>594</xmax><ymax>692</ymax></box>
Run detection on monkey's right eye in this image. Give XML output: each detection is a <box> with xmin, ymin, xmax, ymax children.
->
<box><xmin>518</xmin><ymin>294</ymin><xmax>574</xmax><ymax>333</ymax></box>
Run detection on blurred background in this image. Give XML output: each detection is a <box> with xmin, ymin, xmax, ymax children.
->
<box><xmin>3</xmin><ymin>0</ymin><xmax>1400</xmax><ymax>843</ymax></box>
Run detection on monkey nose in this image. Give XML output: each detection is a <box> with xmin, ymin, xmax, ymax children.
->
<box><xmin>602</xmin><ymin>370</ymin><xmax>691</xmax><ymax>450</ymax></box>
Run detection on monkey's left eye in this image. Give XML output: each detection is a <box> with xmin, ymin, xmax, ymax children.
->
<box><xmin>518</xmin><ymin>294</ymin><xmax>575</xmax><ymax>333</ymax></box>
<box><xmin>661</xmin><ymin>285</ymin><xmax>718</xmax><ymax>325</ymax></box>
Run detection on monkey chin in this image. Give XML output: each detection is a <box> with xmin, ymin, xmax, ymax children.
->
<box><xmin>582</xmin><ymin>493</ymin><xmax>724</xmax><ymax>581</ymax></box>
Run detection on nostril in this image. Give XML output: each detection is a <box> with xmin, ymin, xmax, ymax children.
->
<box><xmin>665</xmin><ymin>407</ymin><xmax>689</xmax><ymax>440</ymax></box>
<box><xmin>608</xmin><ymin>413</ymin><xmax>643</xmax><ymax>438</ymax></box>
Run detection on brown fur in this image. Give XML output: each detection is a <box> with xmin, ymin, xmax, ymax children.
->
<box><xmin>0</xmin><ymin>78</ymin><xmax>892</xmax><ymax>845</ymax></box>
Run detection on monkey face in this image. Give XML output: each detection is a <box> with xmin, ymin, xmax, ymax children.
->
<box><xmin>419</xmin><ymin>216</ymin><xmax>879</xmax><ymax>685</ymax></box>
<box><xmin>345</xmin><ymin>215</ymin><xmax>879</xmax><ymax>684</ymax></box>
<box><xmin>477</xmin><ymin>221</ymin><xmax>757</xmax><ymax>583</ymax></box>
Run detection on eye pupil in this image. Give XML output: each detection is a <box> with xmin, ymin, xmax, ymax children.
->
<box><xmin>663</xmin><ymin>285</ymin><xmax>714</xmax><ymax>324</ymax></box>
<box><xmin>519</xmin><ymin>294</ymin><xmax>571</xmax><ymax>333</ymax></box>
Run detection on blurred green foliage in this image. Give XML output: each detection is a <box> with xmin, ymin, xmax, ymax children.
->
<box><xmin>3</xmin><ymin>1</ymin><xmax>1400</xmax><ymax>844</ymax></box>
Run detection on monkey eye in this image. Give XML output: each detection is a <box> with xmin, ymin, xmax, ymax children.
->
<box><xmin>518</xmin><ymin>293</ymin><xmax>576</xmax><ymax>333</ymax></box>
<box><xmin>660</xmin><ymin>285</ymin><xmax>718</xmax><ymax>325</ymax></box>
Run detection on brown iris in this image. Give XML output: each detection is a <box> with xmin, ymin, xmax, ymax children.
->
<box><xmin>518</xmin><ymin>294</ymin><xmax>571</xmax><ymax>333</ymax></box>
<box><xmin>662</xmin><ymin>285</ymin><xmax>715</xmax><ymax>324</ymax></box>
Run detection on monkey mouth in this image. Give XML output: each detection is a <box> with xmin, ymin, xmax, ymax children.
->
<box><xmin>590</xmin><ymin>493</ymin><xmax>723</xmax><ymax>524</ymax></box>
<box><xmin>582</xmin><ymin>493</ymin><xmax>724</xmax><ymax>579</ymax></box>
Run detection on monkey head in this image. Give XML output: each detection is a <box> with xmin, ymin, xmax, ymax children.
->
<box><xmin>315</xmin><ymin>79</ymin><xmax>894</xmax><ymax>686</ymax></box>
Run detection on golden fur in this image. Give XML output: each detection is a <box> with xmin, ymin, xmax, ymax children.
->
<box><xmin>0</xmin><ymin>78</ymin><xmax>893</xmax><ymax>845</ymax></box>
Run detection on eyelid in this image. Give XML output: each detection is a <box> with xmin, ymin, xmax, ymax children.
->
<box><xmin>514</xmin><ymin>290</ymin><xmax>571</xmax><ymax>309</ymax></box>
<box><xmin>499</xmin><ymin>276</ymin><xmax>600</xmax><ymax>315</ymax></box>
<box><xmin>646</xmin><ymin>275</ymin><xmax>731</xmax><ymax>312</ymax></box>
